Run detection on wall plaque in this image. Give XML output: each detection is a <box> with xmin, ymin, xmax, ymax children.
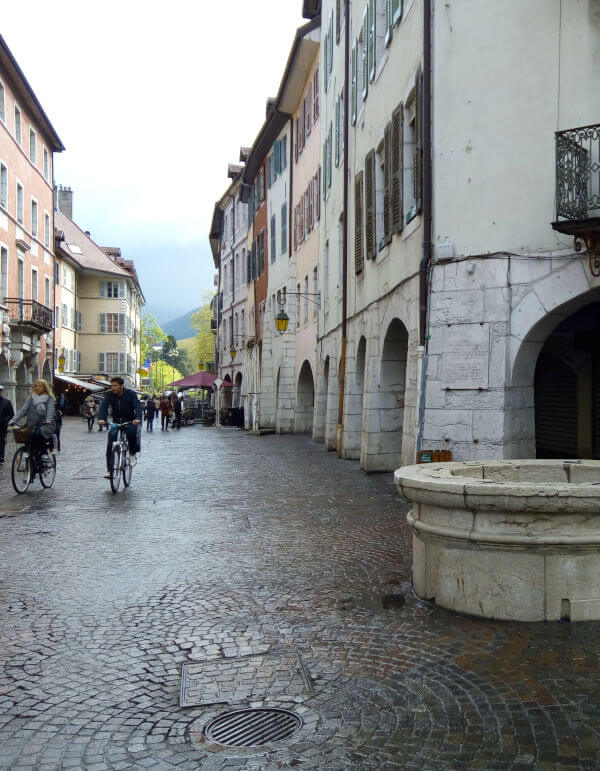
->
<box><xmin>442</xmin><ymin>324</ymin><xmax>489</xmax><ymax>390</ymax></box>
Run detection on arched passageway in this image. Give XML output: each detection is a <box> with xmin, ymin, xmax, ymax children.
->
<box><xmin>221</xmin><ymin>373</ymin><xmax>233</xmax><ymax>410</ymax></box>
<box><xmin>295</xmin><ymin>360</ymin><xmax>315</xmax><ymax>434</ymax></box>
<box><xmin>233</xmin><ymin>372</ymin><xmax>243</xmax><ymax>408</ymax></box>
<box><xmin>534</xmin><ymin>303</ymin><xmax>600</xmax><ymax>459</ymax></box>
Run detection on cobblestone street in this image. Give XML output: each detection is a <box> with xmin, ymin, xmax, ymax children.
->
<box><xmin>1</xmin><ymin>418</ymin><xmax>600</xmax><ymax>769</ymax></box>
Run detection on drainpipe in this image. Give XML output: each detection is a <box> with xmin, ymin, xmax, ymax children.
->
<box><xmin>416</xmin><ymin>0</ymin><xmax>432</xmax><ymax>455</ymax></box>
<box><xmin>336</xmin><ymin>0</ymin><xmax>350</xmax><ymax>457</ymax></box>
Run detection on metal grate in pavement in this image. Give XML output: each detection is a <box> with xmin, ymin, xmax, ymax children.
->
<box><xmin>204</xmin><ymin>708</ymin><xmax>302</xmax><ymax>747</ymax></box>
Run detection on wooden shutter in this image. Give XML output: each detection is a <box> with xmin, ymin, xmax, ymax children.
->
<box><xmin>306</xmin><ymin>87</ymin><xmax>311</xmax><ymax>136</ymax></box>
<box><xmin>369</xmin><ymin>0</ymin><xmax>376</xmax><ymax>82</ymax></box>
<box><xmin>99</xmin><ymin>281</ymin><xmax>106</xmax><ymax>298</ymax></box>
<box><xmin>99</xmin><ymin>313</ymin><xmax>106</xmax><ymax>333</ymax></box>
<box><xmin>384</xmin><ymin>121</ymin><xmax>392</xmax><ymax>243</ymax></box>
<box><xmin>362</xmin><ymin>8</ymin><xmax>369</xmax><ymax>99</ymax></box>
<box><xmin>119</xmin><ymin>352</ymin><xmax>126</xmax><ymax>373</ymax></box>
<box><xmin>354</xmin><ymin>171</ymin><xmax>364</xmax><ymax>273</ymax></box>
<box><xmin>99</xmin><ymin>353</ymin><xmax>105</xmax><ymax>372</ymax></box>
<box><xmin>119</xmin><ymin>281</ymin><xmax>126</xmax><ymax>298</ymax></box>
<box><xmin>414</xmin><ymin>67</ymin><xmax>423</xmax><ymax>214</ymax></box>
<box><xmin>328</xmin><ymin>10</ymin><xmax>333</xmax><ymax>73</ymax></box>
<box><xmin>364</xmin><ymin>149</ymin><xmax>376</xmax><ymax>259</ymax></box>
<box><xmin>313</xmin><ymin>68</ymin><xmax>319</xmax><ymax>120</ymax></box>
<box><xmin>336</xmin><ymin>0</ymin><xmax>341</xmax><ymax>43</ymax></box>
<box><xmin>351</xmin><ymin>43</ymin><xmax>357</xmax><ymax>125</ymax></box>
<box><xmin>391</xmin><ymin>102</ymin><xmax>403</xmax><ymax>233</ymax></box>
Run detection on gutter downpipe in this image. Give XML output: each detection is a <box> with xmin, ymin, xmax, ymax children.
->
<box><xmin>336</xmin><ymin>0</ymin><xmax>350</xmax><ymax>457</ymax></box>
<box><xmin>416</xmin><ymin>0</ymin><xmax>432</xmax><ymax>456</ymax></box>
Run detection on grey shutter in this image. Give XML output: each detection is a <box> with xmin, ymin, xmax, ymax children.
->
<box><xmin>118</xmin><ymin>313</ymin><xmax>126</xmax><ymax>333</ymax></box>
<box><xmin>247</xmin><ymin>249</ymin><xmax>252</xmax><ymax>283</ymax></box>
<box><xmin>391</xmin><ymin>102</ymin><xmax>404</xmax><ymax>233</ymax></box>
<box><xmin>119</xmin><ymin>352</ymin><xmax>126</xmax><ymax>373</ymax></box>
<box><xmin>119</xmin><ymin>281</ymin><xmax>126</xmax><ymax>298</ymax></box>
<box><xmin>351</xmin><ymin>43</ymin><xmax>357</xmax><ymax>125</ymax></box>
<box><xmin>384</xmin><ymin>121</ymin><xmax>392</xmax><ymax>243</ymax></box>
<box><xmin>281</xmin><ymin>202</ymin><xmax>287</xmax><ymax>253</ymax></box>
<box><xmin>99</xmin><ymin>313</ymin><xmax>106</xmax><ymax>333</ymax></box>
<box><xmin>327</xmin><ymin>123</ymin><xmax>333</xmax><ymax>189</ymax></box>
<box><xmin>270</xmin><ymin>215</ymin><xmax>276</xmax><ymax>262</ymax></box>
<box><xmin>99</xmin><ymin>281</ymin><xmax>106</xmax><ymax>298</ymax></box>
<box><xmin>414</xmin><ymin>68</ymin><xmax>423</xmax><ymax>215</ymax></box>
<box><xmin>336</xmin><ymin>0</ymin><xmax>341</xmax><ymax>43</ymax></box>
<box><xmin>354</xmin><ymin>171</ymin><xmax>364</xmax><ymax>273</ymax></box>
<box><xmin>362</xmin><ymin>8</ymin><xmax>369</xmax><ymax>99</ymax></box>
<box><xmin>365</xmin><ymin>150</ymin><xmax>376</xmax><ymax>259</ymax></box>
<box><xmin>369</xmin><ymin>0</ymin><xmax>376</xmax><ymax>82</ymax></box>
<box><xmin>323</xmin><ymin>142</ymin><xmax>327</xmax><ymax>200</ymax></box>
<box><xmin>99</xmin><ymin>352</ymin><xmax>105</xmax><ymax>372</ymax></box>
<box><xmin>335</xmin><ymin>97</ymin><xmax>340</xmax><ymax>167</ymax></box>
<box><xmin>392</xmin><ymin>0</ymin><xmax>402</xmax><ymax>25</ymax></box>
<box><xmin>77</xmin><ymin>310</ymin><xmax>82</xmax><ymax>332</ymax></box>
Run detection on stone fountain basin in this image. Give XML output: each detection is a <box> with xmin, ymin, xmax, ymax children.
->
<box><xmin>394</xmin><ymin>460</ymin><xmax>600</xmax><ymax>622</ymax></box>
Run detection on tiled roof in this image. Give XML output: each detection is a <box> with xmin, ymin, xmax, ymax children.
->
<box><xmin>55</xmin><ymin>211</ymin><xmax>130</xmax><ymax>277</ymax></box>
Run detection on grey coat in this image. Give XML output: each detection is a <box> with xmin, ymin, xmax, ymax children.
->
<box><xmin>13</xmin><ymin>394</ymin><xmax>56</xmax><ymax>439</ymax></box>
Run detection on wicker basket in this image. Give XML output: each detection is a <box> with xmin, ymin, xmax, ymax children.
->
<box><xmin>12</xmin><ymin>426</ymin><xmax>32</xmax><ymax>444</ymax></box>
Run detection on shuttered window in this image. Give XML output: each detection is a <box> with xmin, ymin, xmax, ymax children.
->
<box><xmin>383</xmin><ymin>122</ymin><xmax>392</xmax><ymax>244</ymax></box>
<box><xmin>99</xmin><ymin>353</ymin><xmax>105</xmax><ymax>372</ymax></box>
<box><xmin>368</xmin><ymin>0</ymin><xmax>376</xmax><ymax>82</ymax></box>
<box><xmin>31</xmin><ymin>200</ymin><xmax>38</xmax><ymax>238</ymax></box>
<box><xmin>313</xmin><ymin>67</ymin><xmax>319</xmax><ymax>121</ymax></box>
<box><xmin>0</xmin><ymin>163</ymin><xmax>6</xmax><ymax>208</ymax></box>
<box><xmin>247</xmin><ymin>249</ymin><xmax>252</xmax><ymax>283</ymax></box>
<box><xmin>415</xmin><ymin>68</ymin><xmax>423</xmax><ymax>215</ymax></box>
<box><xmin>361</xmin><ymin>7</ymin><xmax>369</xmax><ymax>100</ymax></box>
<box><xmin>327</xmin><ymin>123</ymin><xmax>333</xmax><ymax>190</ymax></box>
<box><xmin>281</xmin><ymin>202</ymin><xmax>287</xmax><ymax>253</ymax></box>
<box><xmin>351</xmin><ymin>43</ymin><xmax>357</xmax><ymax>126</ymax></box>
<box><xmin>354</xmin><ymin>171</ymin><xmax>364</xmax><ymax>274</ymax></box>
<box><xmin>392</xmin><ymin>0</ymin><xmax>402</xmax><ymax>25</ymax></box>
<box><xmin>270</xmin><ymin>214</ymin><xmax>276</xmax><ymax>262</ymax></box>
<box><xmin>364</xmin><ymin>149</ymin><xmax>376</xmax><ymax>259</ymax></box>
<box><xmin>315</xmin><ymin>168</ymin><xmax>321</xmax><ymax>221</ymax></box>
<box><xmin>323</xmin><ymin>33</ymin><xmax>329</xmax><ymax>92</ymax></box>
<box><xmin>328</xmin><ymin>10</ymin><xmax>334</xmax><ymax>74</ymax></box>
<box><xmin>16</xmin><ymin>182</ymin><xmax>23</xmax><ymax>224</ymax></box>
<box><xmin>305</xmin><ymin>87</ymin><xmax>311</xmax><ymax>138</ymax></box>
<box><xmin>259</xmin><ymin>229</ymin><xmax>265</xmax><ymax>274</ymax></box>
<box><xmin>336</xmin><ymin>0</ymin><xmax>341</xmax><ymax>43</ymax></box>
<box><xmin>391</xmin><ymin>102</ymin><xmax>403</xmax><ymax>233</ymax></box>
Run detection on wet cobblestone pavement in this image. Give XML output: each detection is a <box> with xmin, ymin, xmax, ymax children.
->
<box><xmin>1</xmin><ymin>418</ymin><xmax>600</xmax><ymax>769</ymax></box>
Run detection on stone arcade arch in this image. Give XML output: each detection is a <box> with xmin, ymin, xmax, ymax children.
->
<box><xmin>361</xmin><ymin>319</ymin><xmax>408</xmax><ymax>471</ymax></box>
<box><xmin>342</xmin><ymin>337</ymin><xmax>367</xmax><ymax>460</ymax></box>
<box><xmin>221</xmin><ymin>373</ymin><xmax>233</xmax><ymax>410</ymax></box>
<box><xmin>233</xmin><ymin>372</ymin><xmax>243</xmax><ymax>408</ymax></box>
<box><xmin>313</xmin><ymin>356</ymin><xmax>329</xmax><ymax>443</ymax></box>
<box><xmin>42</xmin><ymin>358</ymin><xmax>52</xmax><ymax>384</ymax></box>
<box><xmin>508</xmin><ymin>275</ymin><xmax>600</xmax><ymax>458</ymax></box>
<box><xmin>295</xmin><ymin>360</ymin><xmax>315</xmax><ymax>434</ymax></box>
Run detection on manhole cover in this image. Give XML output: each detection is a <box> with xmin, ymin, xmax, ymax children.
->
<box><xmin>205</xmin><ymin>708</ymin><xmax>302</xmax><ymax>747</ymax></box>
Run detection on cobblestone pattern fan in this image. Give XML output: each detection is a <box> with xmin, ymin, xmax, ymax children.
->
<box><xmin>204</xmin><ymin>708</ymin><xmax>303</xmax><ymax>747</ymax></box>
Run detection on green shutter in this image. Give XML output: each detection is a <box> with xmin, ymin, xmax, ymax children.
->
<box><xmin>354</xmin><ymin>171</ymin><xmax>364</xmax><ymax>273</ymax></box>
<box><xmin>364</xmin><ymin>149</ymin><xmax>376</xmax><ymax>259</ymax></box>
<box><xmin>391</xmin><ymin>102</ymin><xmax>404</xmax><ymax>234</ymax></box>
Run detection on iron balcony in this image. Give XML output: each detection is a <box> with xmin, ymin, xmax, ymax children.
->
<box><xmin>5</xmin><ymin>298</ymin><xmax>53</xmax><ymax>332</ymax></box>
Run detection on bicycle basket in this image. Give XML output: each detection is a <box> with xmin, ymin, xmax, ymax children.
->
<box><xmin>12</xmin><ymin>426</ymin><xmax>32</xmax><ymax>444</ymax></box>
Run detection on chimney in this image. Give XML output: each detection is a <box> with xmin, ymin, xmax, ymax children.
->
<box><xmin>56</xmin><ymin>185</ymin><xmax>73</xmax><ymax>218</ymax></box>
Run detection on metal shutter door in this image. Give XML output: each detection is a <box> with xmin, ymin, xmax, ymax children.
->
<box><xmin>535</xmin><ymin>353</ymin><xmax>578</xmax><ymax>458</ymax></box>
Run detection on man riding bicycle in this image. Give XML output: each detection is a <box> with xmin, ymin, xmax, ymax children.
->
<box><xmin>97</xmin><ymin>377</ymin><xmax>142</xmax><ymax>478</ymax></box>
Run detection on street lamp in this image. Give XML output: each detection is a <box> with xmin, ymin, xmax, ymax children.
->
<box><xmin>275</xmin><ymin>309</ymin><xmax>290</xmax><ymax>333</ymax></box>
<box><xmin>198</xmin><ymin>360</ymin><xmax>205</xmax><ymax>371</ymax></box>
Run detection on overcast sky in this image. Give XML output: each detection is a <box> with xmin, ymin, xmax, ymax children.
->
<box><xmin>2</xmin><ymin>1</ymin><xmax>306</xmax><ymax>323</ymax></box>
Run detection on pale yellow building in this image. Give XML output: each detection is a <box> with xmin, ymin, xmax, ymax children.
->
<box><xmin>54</xmin><ymin>204</ymin><xmax>144</xmax><ymax>392</ymax></box>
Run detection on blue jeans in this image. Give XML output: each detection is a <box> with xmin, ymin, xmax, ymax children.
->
<box><xmin>106</xmin><ymin>424</ymin><xmax>140</xmax><ymax>470</ymax></box>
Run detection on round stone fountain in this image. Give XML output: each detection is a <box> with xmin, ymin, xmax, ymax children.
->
<box><xmin>394</xmin><ymin>460</ymin><xmax>600</xmax><ymax>621</ymax></box>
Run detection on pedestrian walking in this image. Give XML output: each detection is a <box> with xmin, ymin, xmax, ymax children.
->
<box><xmin>8</xmin><ymin>380</ymin><xmax>56</xmax><ymax>458</ymax></box>
<box><xmin>52</xmin><ymin>399</ymin><xmax>63</xmax><ymax>452</ymax></box>
<box><xmin>171</xmin><ymin>393</ymin><xmax>182</xmax><ymax>429</ymax></box>
<box><xmin>84</xmin><ymin>395</ymin><xmax>97</xmax><ymax>431</ymax></box>
<box><xmin>145</xmin><ymin>396</ymin><xmax>156</xmax><ymax>431</ymax></box>
<box><xmin>159</xmin><ymin>395</ymin><xmax>171</xmax><ymax>431</ymax></box>
<box><xmin>0</xmin><ymin>385</ymin><xmax>15</xmax><ymax>463</ymax></box>
<box><xmin>58</xmin><ymin>393</ymin><xmax>67</xmax><ymax>413</ymax></box>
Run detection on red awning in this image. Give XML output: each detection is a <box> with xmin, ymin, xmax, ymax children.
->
<box><xmin>165</xmin><ymin>371</ymin><xmax>233</xmax><ymax>389</ymax></box>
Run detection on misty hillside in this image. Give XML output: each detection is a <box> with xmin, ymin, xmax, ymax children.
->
<box><xmin>163</xmin><ymin>308</ymin><xmax>200</xmax><ymax>340</ymax></box>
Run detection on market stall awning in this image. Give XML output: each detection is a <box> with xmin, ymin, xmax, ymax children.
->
<box><xmin>54</xmin><ymin>374</ymin><xmax>105</xmax><ymax>392</ymax></box>
<box><xmin>166</xmin><ymin>371</ymin><xmax>233</xmax><ymax>389</ymax></box>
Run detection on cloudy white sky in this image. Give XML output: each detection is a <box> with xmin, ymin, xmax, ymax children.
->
<box><xmin>2</xmin><ymin>1</ymin><xmax>306</xmax><ymax>323</ymax></box>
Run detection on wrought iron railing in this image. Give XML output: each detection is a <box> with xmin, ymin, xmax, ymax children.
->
<box><xmin>556</xmin><ymin>124</ymin><xmax>600</xmax><ymax>220</ymax></box>
<box><xmin>5</xmin><ymin>298</ymin><xmax>53</xmax><ymax>331</ymax></box>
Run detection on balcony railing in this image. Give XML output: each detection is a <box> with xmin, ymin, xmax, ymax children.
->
<box><xmin>5</xmin><ymin>298</ymin><xmax>53</xmax><ymax>332</ymax></box>
<box><xmin>556</xmin><ymin>124</ymin><xmax>600</xmax><ymax>221</ymax></box>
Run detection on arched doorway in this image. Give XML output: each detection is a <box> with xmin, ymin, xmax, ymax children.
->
<box><xmin>222</xmin><ymin>373</ymin><xmax>233</xmax><ymax>410</ymax></box>
<box><xmin>42</xmin><ymin>358</ymin><xmax>52</xmax><ymax>384</ymax></box>
<box><xmin>295</xmin><ymin>360</ymin><xmax>314</xmax><ymax>434</ymax></box>
<box><xmin>361</xmin><ymin>319</ymin><xmax>408</xmax><ymax>471</ymax></box>
<box><xmin>534</xmin><ymin>303</ymin><xmax>600</xmax><ymax>459</ymax></box>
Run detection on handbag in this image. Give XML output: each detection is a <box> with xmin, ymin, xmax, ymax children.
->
<box><xmin>13</xmin><ymin>426</ymin><xmax>33</xmax><ymax>443</ymax></box>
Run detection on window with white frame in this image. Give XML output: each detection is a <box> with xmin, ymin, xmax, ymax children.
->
<box><xmin>44</xmin><ymin>212</ymin><xmax>50</xmax><ymax>248</ymax></box>
<box><xmin>14</xmin><ymin>105</ymin><xmax>21</xmax><ymax>146</ymax></box>
<box><xmin>17</xmin><ymin>256</ymin><xmax>24</xmax><ymax>298</ymax></box>
<box><xmin>404</xmin><ymin>88</ymin><xmax>417</xmax><ymax>221</ymax></box>
<box><xmin>0</xmin><ymin>163</ymin><xmax>6</xmax><ymax>208</ymax></box>
<box><xmin>29</xmin><ymin>128</ymin><xmax>36</xmax><ymax>165</ymax></box>
<box><xmin>44</xmin><ymin>276</ymin><xmax>50</xmax><ymax>307</ymax></box>
<box><xmin>43</xmin><ymin>147</ymin><xmax>49</xmax><ymax>180</ymax></box>
<box><xmin>0</xmin><ymin>246</ymin><xmax>7</xmax><ymax>302</ymax></box>
<box><xmin>16</xmin><ymin>182</ymin><xmax>23</xmax><ymax>224</ymax></box>
<box><xmin>62</xmin><ymin>303</ymin><xmax>69</xmax><ymax>327</ymax></box>
<box><xmin>100</xmin><ymin>280</ymin><xmax>124</xmax><ymax>298</ymax></box>
<box><xmin>31</xmin><ymin>268</ymin><xmax>38</xmax><ymax>302</ymax></box>
<box><xmin>99</xmin><ymin>312</ymin><xmax>125</xmax><ymax>333</ymax></box>
<box><xmin>31</xmin><ymin>199</ymin><xmax>38</xmax><ymax>238</ymax></box>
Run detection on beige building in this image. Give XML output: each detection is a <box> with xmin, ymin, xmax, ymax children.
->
<box><xmin>0</xmin><ymin>33</ymin><xmax>64</xmax><ymax>406</ymax></box>
<box><xmin>54</xmin><ymin>199</ymin><xmax>144</xmax><ymax>395</ymax></box>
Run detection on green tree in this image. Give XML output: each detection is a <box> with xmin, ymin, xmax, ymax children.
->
<box><xmin>149</xmin><ymin>360</ymin><xmax>183</xmax><ymax>392</ymax></box>
<box><xmin>141</xmin><ymin>314</ymin><xmax>167</xmax><ymax>361</ymax></box>
<box><xmin>190</xmin><ymin>293</ymin><xmax>216</xmax><ymax>367</ymax></box>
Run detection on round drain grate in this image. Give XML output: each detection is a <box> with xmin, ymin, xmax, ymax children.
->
<box><xmin>204</xmin><ymin>707</ymin><xmax>303</xmax><ymax>747</ymax></box>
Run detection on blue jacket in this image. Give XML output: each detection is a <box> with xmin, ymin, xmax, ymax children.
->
<box><xmin>97</xmin><ymin>388</ymin><xmax>142</xmax><ymax>424</ymax></box>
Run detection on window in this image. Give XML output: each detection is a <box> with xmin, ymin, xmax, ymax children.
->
<box><xmin>304</xmin><ymin>275</ymin><xmax>309</xmax><ymax>323</ymax></box>
<box><xmin>258</xmin><ymin>229</ymin><xmax>265</xmax><ymax>275</ymax></box>
<box><xmin>44</xmin><ymin>212</ymin><xmax>50</xmax><ymax>248</ymax></box>
<box><xmin>241</xmin><ymin>309</ymin><xmax>245</xmax><ymax>337</ymax></box>
<box><xmin>0</xmin><ymin>246</ymin><xmax>7</xmax><ymax>302</ymax></box>
<box><xmin>14</xmin><ymin>105</ymin><xmax>21</xmax><ymax>146</ymax></box>
<box><xmin>328</xmin><ymin>10</ymin><xmax>334</xmax><ymax>76</ymax></box>
<box><xmin>282</xmin><ymin>135</ymin><xmax>287</xmax><ymax>169</ymax></box>
<box><xmin>29</xmin><ymin>128</ymin><xmax>36</xmax><ymax>165</ymax></box>
<box><xmin>335</xmin><ymin>90</ymin><xmax>345</xmax><ymax>167</ymax></box>
<box><xmin>62</xmin><ymin>303</ymin><xmax>69</xmax><ymax>327</ymax></box>
<box><xmin>404</xmin><ymin>86</ymin><xmax>418</xmax><ymax>222</ymax></box>
<box><xmin>100</xmin><ymin>280</ymin><xmax>124</xmax><ymax>298</ymax></box>
<box><xmin>43</xmin><ymin>147</ymin><xmax>49</xmax><ymax>180</ymax></box>
<box><xmin>54</xmin><ymin>260</ymin><xmax>60</xmax><ymax>285</ymax></box>
<box><xmin>16</xmin><ymin>182</ymin><xmax>23</xmax><ymax>224</ymax></box>
<box><xmin>99</xmin><ymin>312</ymin><xmax>125</xmax><ymax>333</ymax></box>
<box><xmin>365</xmin><ymin>149</ymin><xmax>376</xmax><ymax>259</ymax></box>
<box><xmin>281</xmin><ymin>202</ymin><xmax>287</xmax><ymax>254</ymax></box>
<box><xmin>355</xmin><ymin>171</ymin><xmax>364</xmax><ymax>273</ymax></box>
<box><xmin>312</xmin><ymin>267</ymin><xmax>318</xmax><ymax>319</ymax></box>
<box><xmin>313</xmin><ymin>67</ymin><xmax>319</xmax><ymax>122</ymax></box>
<box><xmin>0</xmin><ymin>164</ymin><xmax>6</xmax><ymax>208</ymax></box>
<box><xmin>324</xmin><ymin>239</ymin><xmax>329</xmax><ymax>304</ymax></box>
<box><xmin>31</xmin><ymin>199</ymin><xmax>38</xmax><ymax>238</ymax></box>
<box><xmin>44</xmin><ymin>276</ymin><xmax>51</xmax><ymax>307</ymax></box>
<box><xmin>102</xmin><ymin>352</ymin><xmax>123</xmax><ymax>374</ymax></box>
<box><xmin>304</xmin><ymin>87</ymin><xmax>311</xmax><ymax>139</ymax></box>
<box><xmin>351</xmin><ymin>42</ymin><xmax>358</xmax><ymax>125</ymax></box>
<box><xmin>55</xmin><ymin>305</ymin><xmax>60</xmax><ymax>327</ymax></box>
<box><xmin>386</xmin><ymin>0</ymin><xmax>403</xmax><ymax>43</ymax></box>
<box><xmin>270</xmin><ymin>214</ymin><xmax>276</xmax><ymax>262</ymax></box>
<box><xmin>0</xmin><ymin>82</ymin><xmax>4</xmax><ymax>123</ymax></box>
<box><xmin>31</xmin><ymin>268</ymin><xmax>38</xmax><ymax>302</ymax></box>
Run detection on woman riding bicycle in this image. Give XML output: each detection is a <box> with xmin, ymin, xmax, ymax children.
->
<box><xmin>9</xmin><ymin>380</ymin><xmax>56</xmax><ymax>457</ymax></box>
<box><xmin>97</xmin><ymin>376</ymin><xmax>142</xmax><ymax>478</ymax></box>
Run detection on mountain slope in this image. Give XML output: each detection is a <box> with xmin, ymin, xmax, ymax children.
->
<box><xmin>163</xmin><ymin>308</ymin><xmax>200</xmax><ymax>340</ymax></box>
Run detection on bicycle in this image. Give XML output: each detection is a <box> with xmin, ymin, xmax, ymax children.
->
<box><xmin>107</xmin><ymin>421</ymin><xmax>134</xmax><ymax>493</ymax></box>
<box><xmin>11</xmin><ymin>431</ymin><xmax>56</xmax><ymax>494</ymax></box>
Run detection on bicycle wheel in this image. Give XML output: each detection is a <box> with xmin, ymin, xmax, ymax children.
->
<box><xmin>39</xmin><ymin>454</ymin><xmax>57</xmax><ymax>488</ymax></box>
<box><xmin>110</xmin><ymin>444</ymin><xmax>122</xmax><ymax>493</ymax></box>
<box><xmin>11</xmin><ymin>448</ymin><xmax>31</xmax><ymax>494</ymax></box>
<box><xmin>122</xmin><ymin>451</ymin><xmax>132</xmax><ymax>487</ymax></box>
